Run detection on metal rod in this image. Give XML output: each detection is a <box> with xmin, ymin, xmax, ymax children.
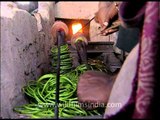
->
<box><xmin>55</xmin><ymin>30</ymin><xmax>65</xmax><ymax>119</ymax></box>
<box><xmin>75</xmin><ymin>41</ymin><xmax>88</xmax><ymax>69</ymax></box>
<box><xmin>90</xmin><ymin>20</ymin><xmax>121</xmax><ymax>39</ymax></box>
<box><xmin>76</xmin><ymin>16</ymin><xmax>95</xmax><ymax>33</ymax></box>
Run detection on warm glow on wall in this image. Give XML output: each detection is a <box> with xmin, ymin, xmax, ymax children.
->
<box><xmin>72</xmin><ymin>23</ymin><xmax>82</xmax><ymax>34</ymax></box>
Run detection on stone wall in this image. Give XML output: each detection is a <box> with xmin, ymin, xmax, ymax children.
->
<box><xmin>0</xmin><ymin>2</ymin><xmax>55</xmax><ymax>118</ymax></box>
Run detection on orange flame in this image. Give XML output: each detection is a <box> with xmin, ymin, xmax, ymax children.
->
<box><xmin>72</xmin><ymin>23</ymin><xmax>82</xmax><ymax>35</ymax></box>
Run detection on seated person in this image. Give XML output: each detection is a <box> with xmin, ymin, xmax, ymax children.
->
<box><xmin>78</xmin><ymin>1</ymin><xmax>159</xmax><ymax>119</ymax></box>
<box><xmin>77</xmin><ymin>1</ymin><xmax>140</xmax><ymax>111</ymax></box>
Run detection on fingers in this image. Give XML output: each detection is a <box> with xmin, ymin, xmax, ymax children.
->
<box><xmin>101</xmin><ymin>28</ymin><xmax>119</xmax><ymax>36</ymax></box>
<box><xmin>98</xmin><ymin>22</ymin><xmax>109</xmax><ymax>32</ymax></box>
<box><xmin>100</xmin><ymin>19</ymin><xmax>121</xmax><ymax>36</ymax></box>
<box><xmin>94</xmin><ymin>2</ymin><xmax>120</xmax><ymax>36</ymax></box>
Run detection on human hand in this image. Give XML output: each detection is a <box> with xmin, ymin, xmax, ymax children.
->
<box><xmin>95</xmin><ymin>2</ymin><xmax>120</xmax><ymax>35</ymax></box>
<box><xmin>101</xmin><ymin>19</ymin><xmax>121</xmax><ymax>36</ymax></box>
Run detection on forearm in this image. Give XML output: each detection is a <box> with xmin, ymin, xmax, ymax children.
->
<box><xmin>98</xmin><ymin>2</ymin><xmax>112</xmax><ymax>9</ymax></box>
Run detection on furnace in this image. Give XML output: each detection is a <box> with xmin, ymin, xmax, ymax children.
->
<box><xmin>55</xmin><ymin>18</ymin><xmax>90</xmax><ymax>42</ymax></box>
<box><xmin>54</xmin><ymin>17</ymin><xmax>122</xmax><ymax>72</ymax></box>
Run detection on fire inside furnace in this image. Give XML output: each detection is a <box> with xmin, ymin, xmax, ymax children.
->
<box><xmin>72</xmin><ymin>23</ymin><xmax>83</xmax><ymax>35</ymax></box>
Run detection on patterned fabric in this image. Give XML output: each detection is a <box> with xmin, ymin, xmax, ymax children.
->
<box><xmin>133</xmin><ymin>2</ymin><xmax>160</xmax><ymax>119</ymax></box>
<box><xmin>104</xmin><ymin>2</ymin><xmax>160</xmax><ymax>119</ymax></box>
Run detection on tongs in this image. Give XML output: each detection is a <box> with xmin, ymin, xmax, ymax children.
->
<box><xmin>105</xmin><ymin>20</ymin><xmax>121</xmax><ymax>31</ymax></box>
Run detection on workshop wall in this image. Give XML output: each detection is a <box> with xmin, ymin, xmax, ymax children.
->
<box><xmin>0</xmin><ymin>2</ymin><xmax>55</xmax><ymax>118</ymax></box>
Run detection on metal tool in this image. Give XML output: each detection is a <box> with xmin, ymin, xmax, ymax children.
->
<box><xmin>54</xmin><ymin>30</ymin><xmax>63</xmax><ymax>119</ymax></box>
<box><xmin>76</xmin><ymin>16</ymin><xmax>95</xmax><ymax>34</ymax></box>
<box><xmin>51</xmin><ymin>21</ymin><xmax>69</xmax><ymax>119</ymax></box>
<box><xmin>71</xmin><ymin>32</ymin><xmax>88</xmax><ymax>67</ymax></box>
<box><xmin>91</xmin><ymin>20</ymin><xmax>121</xmax><ymax>39</ymax></box>
<box><xmin>70</xmin><ymin>16</ymin><xmax>95</xmax><ymax>67</ymax></box>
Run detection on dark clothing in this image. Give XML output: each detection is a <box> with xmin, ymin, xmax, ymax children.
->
<box><xmin>116</xmin><ymin>25</ymin><xmax>140</xmax><ymax>52</ymax></box>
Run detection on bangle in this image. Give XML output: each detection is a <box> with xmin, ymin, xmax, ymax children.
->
<box><xmin>114</xmin><ymin>2</ymin><xmax>119</xmax><ymax>11</ymax></box>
